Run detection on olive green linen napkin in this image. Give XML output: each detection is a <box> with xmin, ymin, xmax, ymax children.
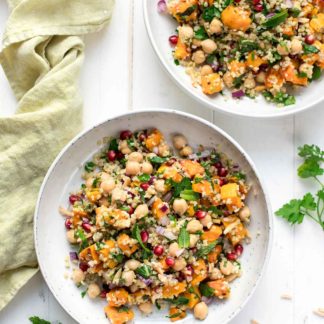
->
<box><xmin>0</xmin><ymin>0</ymin><xmax>114</xmax><ymax>311</ymax></box>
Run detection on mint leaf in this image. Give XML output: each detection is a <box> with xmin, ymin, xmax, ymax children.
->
<box><xmin>178</xmin><ymin>222</ymin><xmax>190</xmax><ymax>248</ymax></box>
<box><xmin>136</xmin><ymin>265</ymin><xmax>152</xmax><ymax>278</ymax></box>
<box><xmin>196</xmin><ymin>240</ymin><xmax>219</xmax><ymax>258</ymax></box>
<box><xmin>180</xmin><ymin>189</ymin><xmax>199</xmax><ymax>201</ymax></box>
<box><xmin>199</xmin><ymin>282</ymin><xmax>215</xmax><ymax>297</ymax></box>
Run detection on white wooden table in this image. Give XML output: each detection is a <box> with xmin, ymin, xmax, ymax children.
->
<box><xmin>1</xmin><ymin>1</ymin><xmax>324</xmax><ymax>323</ymax></box>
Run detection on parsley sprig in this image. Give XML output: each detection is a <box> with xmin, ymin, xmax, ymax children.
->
<box><xmin>276</xmin><ymin>145</ymin><xmax>324</xmax><ymax>229</ymax></box>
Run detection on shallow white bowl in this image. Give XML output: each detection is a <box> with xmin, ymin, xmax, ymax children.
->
<box><xmin>143</xmin><ymin>1</ymin><xmax>324</xmax><ymax>118</ymax></box>
<box><xmin>35</xmin><ymin>109</ymin><xmax>273</xmax><ymax>324</ymax></box>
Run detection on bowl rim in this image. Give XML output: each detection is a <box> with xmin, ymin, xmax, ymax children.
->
<box><xmin>143</xmin><ymin>0</ymin><xmax>323</xmax><ymax>119</ymax></box>
<box><xmin>34</xmin><ymin>108</ymin><xmax>274</xmax><ymax>324</ymax></box>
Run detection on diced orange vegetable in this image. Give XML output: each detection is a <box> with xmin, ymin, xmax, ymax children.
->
<box><xmin>86</xmin><ymin>188</ymin><xmax>101</xmax><ymax>203</ymax></box>
<box><xmin>158</xmin><ymin>164</ymin><xmax>183</xmax><ymax>183</ymax></box>
<box><xmin>183</xmin><ymin>286</ymin><xmax>201</xmax><ymax>309</ymax></box>
<box><xmin>246</xmin><ymin>52</ymin><xmax>266</xmax><ymax>69</ymax></box>
<box><xmin>220</xmin><ymin>183</ymin><xmax>239</xmax><ymax>200</ymax></box>
<box><xmin>265</xmin><ymin>68</ymin><xmax>285</xmax><ymax>89</ymax></box>
<box><xmin>191</xmin><ymin>259</ymin><xmax>207</xmax><ymax>286</ymax></box>
<box><xmin>310</xmin><ymin>13</ymin><xmax>324</xmax><ymax>32</ymax></box>
<box><xmin>282</xmin><ymin>18</ymin><xmax>297</xmax><ymax>36</ymax></box>
<box><xmin>168</xmin><ymin>0</ymin><xmax>198</xmax><ymax>23</ymax></box>
<box><xmin>159</xmin><ymin>257</ymin><xmax>170</xmax><ymax>270</ymax></box>
<box><xmin>303</xmin><ymin>3</ymin><xmax>313</xmax><ymax>17</ymax></box>
<box><xmin>227</xmin><ymin>60</ymin><xmax>246</xmax><ymax>77</ymax></box>
<box><xmin>107</xmin><ymin>288</ymin><xmax>129</xmax><ymax>307</ymax></box>
<box><xmin>117</xmin><ymin>233</ymin><xmax>138</xmax><ymax>256</ymax></box>
<box><xmin>131</xmin><ymin>289</ymin><xmax>152</xmax><ymax>304</ymax></box>
<box><xmin>174</xmin><ymin>37</ymin><xmax>189</xmax><ymax>60</ymax></box>
<box><xmin>187</xmin><ymin>204</ymin><xmax>195</xmax><ymax>216</ymax></box>
<box><xmin>104</xmin><ymin>305</ymin><xmax>134</xmax><ymax>324</ymax></box>
<box><xmin>169</xmin><ymin>307</ymin><xmax>186</xmax><ymax>322</ymax></box>
<box><xmin>162</xmin><ymin>282</ymin><xmax>187</xmax><ymax>298</ymax></box>
<box><xmin>99</xmin><ymin>240</ymin><xmax>118</xmax><ymax>269</ymax></box>
<box><xmin>72</xmin><ymin>208</ymin><xmax>87</xmax><ymax>227</ymax></box>
<box><xmin>201</xmin><ymin>73</ymin><xmax>224</xmax><ymax>95</ymax></box>
<box><xmin>201</xmin><ymin>225</ymin><xmax>222</xmax><ymax>243</ymax></box>
<box><xmin>281</xmin><ymin>64</ymin><xmax>308</xmax><ymax>86</ymax></box>
<box><xmin>301</xmin><ymin>53</ymin><xmax>319</xmax><ymax>65</ymax></box>
<box><xmin>223</xmin><ymin>216</ymin><xmax>248</xmax><ymax>245</ymax></box>
<box><xmin>192</xmin><ymin>180</ymin><xmax>213</xmax><ymax>196</ymax></box>
<box><xmin>180</xmin><ymin>160</ymin><xmax>205</xmax><ymax>178</ymax></box>
<box><xmin>221</xmin><ymin>5</ymin><xmax>251</xmax><ymax>31</ymax></box>
<box><xmin>207</xmin><ymin>280</ymin><xmax>230</xmax><ymax>299</ymax></box>
<box><xmin>152</xmin><ymin>197</ymin><xmax>169</xmax><ymax>221</ymax></box>
<box><xmin>145</xmin><ymin>129</ymin><xmax>163</xmax><ymax>151</ymax></box>
<box><xmin>207</xmin><ymin>245</ymin><xmax>223</xmax><ymax>263</ymax></box>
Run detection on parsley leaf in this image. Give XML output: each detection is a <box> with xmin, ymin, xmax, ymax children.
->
<box><xmin>196</xmin><ymin>240</ymin><xmax>219</xmax><ymax>258</ymax></box>
<box><xmin>149</xmin><ymin>156</ymin><xmax>168</xmax><ymax>165</ymax></box>
<box><xmin>108</xmin><ymin>138</ymin><xmax>118</xmax><ymax>151</ymax></box>
<box><xmin>180</xmin><ymin>189</ymin><xmax>199</xmax><ymax>201</ymax></box>
<box><xmin>132</xmin><ymin>224</ymin><xmax>152</xmax><ymax>254</ymax></box>
<box><xmin>29</xmin><ymin>317</ymin><xmax>51</xmax><ymax>324</ymax></box>
<box><xmin>135</xmin><ymin>265</ymin><xmax>152</xmax><ymax>278</ymax></box>
<box><xmin>165</xmin><ymin>296</ymin><xmax>189</xmax><ymax>306</ymax></box>
<box><xmin>297</xmin><ymin>144</ymin><xmax>324</xmax><ymax>178</ymax></box>
<box><xmin>199</xmin><ymin>282</ymin><xmax>215</xmax><ymax>297</ymax></box>
<box><xmin>194</xmin><ymin>26</ymin><xmax>208</xmax><ymax>40</ymax></box>
<box><xmin>202</xmin><ymin>6</ymin><xmax>221</xmax><ymax>22</ymax></box>
<box><xmin>84</xmin><ymin>161</ymin><xmax>95</xmax><ymax>172</ymax></box>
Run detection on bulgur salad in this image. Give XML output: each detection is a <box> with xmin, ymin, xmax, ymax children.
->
<box><xmin>158</xmin><ymin>0</ymin><xmax>324</xmax><ymax>106</ymax></box>
<box><xmin>61</xmin><ymin>129</ymin><xmax>252</xmax><ymax>323</ymax></box>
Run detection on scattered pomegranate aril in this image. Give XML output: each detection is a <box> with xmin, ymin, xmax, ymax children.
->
<box><xmin>128</xmin><ymin>206</ymin><xmax>134</xmax><ymax>215</ymax></box>
<box><xmin>148</xmin><ymin>176</ymin><xmax>156</xmax><ymax>185</ymax></box>
<box><xmin>218</xmin><ymin>168</ymin><xmax>228</xmax><ymax>177</ymax></box>
<box><xmin>185</xmin><ymin>265</ymin><xmax>194</xmax><ymax>276</ymax></box>
<box><xmin>82</xmin><ymin>222</ymin><xmax>91</xmax><ymax>232</ymax></box>
<box><xmin>100</xmin><ymin>291</ymin><xmax>108</xmax><ymax>298</ymax></box>
<box><xmin>160</xmin><ymin>204</ymin><xmax>168</xmax><ymax>213</ymax></box>
<box><xmin>69</xmin><ymin>194</ymin><xmax>81</xmax><ymax>205</ymax></box>
<box><xmin>120</xmin><ymin>130</ymin><xmax>132</xmax><ymax>140</ymax></box>
<box><xmin>195</xmin><ymin>210</ymin><xmax>207</xmax><ymax>219</ymax></box>
<box><xmin>153</xmin><ymin>245</ymin><xmax>164</xmax><ymax>256</ymax></box>
<box><xmin>140</xmin><ymin>183</ymin><xmax>150</xmax><ymax>191</ymax></box>
<box><xmin>235</xmin><ymin>244</ymin><xmax>244</xmax><ymax>256</ymax></box>
<box><xmin>254</xmin><ymin>4</ymin><xmax>263</xmax><ymax>11</ymax></box>
<box><xmin>116</xmin><ymin>152</ymin><xmax>124</xmax><ymax>160</ymax></box>
<box><xmin>214</xmin><ymin>162</ymin><xmax>222</xmax><ymax>169</ymax></box>
<box><xmin>252</xmin><ymin>0</ymin><xmax>260</xmax><ymax>4</ymax></box>
<box><xmin>226</xmin><ymin>252</ymin><xmax>237</xmax><ymax>261</ymax></box>
<box><xmin>169</xmin><ymin>35</ymin><xmax>178</xmax><ymax>46</ymax></box>
<box><xmin>140</xmin><ymin>230</ymin><xmax>149</xmax><ymax>243</ymax></box>
<box><xmin>234</xmin><ymin>0</ymin><xmax>241</xmax><ymax>3</ymax></box>
<box><xmin>107</xmin><ymin>150</ymin><xmax>116</xmax><ymax>162</ymax></box>
<box><xmin>305</xmin><ymin>34</ymin><xmax>315</xmax><ymax>45</ymax></box>
<box><xmin>65</xmin><ymin>218</ymin><xmax>72</xmax><ymax>229</ymax></box>
<box><xmin>166</xmin><ymin>256</ymin><xmax>175</xmax><ymax>267</ymax></box>
<box><xmin>139</xmin><ymin>133</ymin><xmax>147</xmax><ymax>141</ymax></box>
<box><xmin>79</xmin><ymin>262</ymin><xmax>89</xmax><ymax>272</ymax></box>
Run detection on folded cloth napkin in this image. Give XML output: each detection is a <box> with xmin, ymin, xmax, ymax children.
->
<box><xmin>0</xmin><ymin>0</ymin><xmax>114</xmax><ymax>311</ymax></box>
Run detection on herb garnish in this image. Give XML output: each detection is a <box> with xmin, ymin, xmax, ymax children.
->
<box><xmin>135</xmin><ymin>264</ymin><xmax>153</xmax><ymax>278</ymax></box>
<box><xmin>178</xmin><ymin>221</ymin><xmax>190</xmax><ymax>248</ymax></box>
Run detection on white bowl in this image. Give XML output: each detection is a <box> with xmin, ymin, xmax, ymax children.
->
<box><xmin>35</xmin><ymin>109</ymin><xmax>273</xmax><ymax>324</ymax></box>
<box><xmin>143</xmin><ymin>1</ymin><xmax>324</xmax><ymax>118</ymax></box>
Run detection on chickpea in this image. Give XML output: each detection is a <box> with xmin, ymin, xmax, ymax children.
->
<box><xmin>201</xmin><ymin>65</ymin><xmax>213</xmax><ymax>76</ymax></box>
<box><xmin>100</xmin><ymin>178</ymin><xmax>115</xmax><ymax>193</ymax></box>
<box><xmin>256</xmin><ymin>71</ymin><xmax>266</xmax><ymax>84</ymax></box>
<box><xmin>192</xmin><ymin>38</ymin><xmax>202</xmax><ymax>47</ymax></box>
<box><xmin>277</xmin><ymin>43</ymin><xmax>289</xmax><ymax>56</ymax></box>
<box><xmin>290</xmin><ymin>38</ymin><xmax>302</xmax><ymax>55</ymax></box>
<box><xmin>172</xmin><ymin>257</ymin><xmax>187</xmax><ymax>271</ymax></box>
<box><xmin>192</xmin><ymin>50</ymin><xmax>205</xmax><ymax>64</ymax></box>
<box><xmin>128</xmin><ymin>152</ymin><xmax>143</xmax><ymax>163</ymax></box>
<box><xmin>201</xmin><ymin>39</ymin><xmax>217</xmax><ymax>54</ymax></box>
<box><xmin>173</xmin><ymin>198</ymin><xmax>188</xmax><ymax>215</ymax></box>
<box><xmin>189</xmin><ymin>234</ymin><xmax>199</xmax><ymax>248</ymax></box>
<box><xmin>72</xmin><ymin>268</ymin><xmax>85</xmax><ymax>284</ymax></box>
<box><xmin>126</xmin><ymin>160</ymin><xmax>141</xmax><ymax>176</ymax></box>
<box><xmin>172</xmin><ymin>134</ymin><xmax>188</xmax><ymax>150</ymax></box>
<box><xmin>180</xmin><ymin>145</ymin><xmax>193</xmax><ymax>157</ymax></box>
<box><xmin>158</xmin><ymin>143</ymin><xmax>170</xmax><ymax>157</ymax></box>
<box><xmin>187</xmin><ymin>219</ymin><xmax>203</xmax><ymax>233</ymax></box>
<box><xmin>169</xmin><ymin>242</ymin><xmax>181</xmax><ymax>257</ymax></box>
<box><xmin>223</xmin><ymin>71</ymin><xmax>234</xmax><ymax>88</ymax></box>
<box><xmin>243</xmin><ymin>75</ymin><xmax>256</xmax><ymax>90</ymax></box>
<box><xmin>220</xmin><ymin>259</ymin><xmax>234</xmax><ymax>275</ymax></box>
<box><xmin>125</xmin><ymin>259</ymin><xmax>141</xmax><ymax>270</ymax></box>
<box><xmin>138</xmin><ymin>302</ymin><xmax>153</xmax><ymax>314</ymax></box>
<box><xmin>239</xmin><ymin>206</ymin><xmax>251</xmax><ymax>222</ymax></box>
<box><xmin>299</xmin><ymin>63</ymin><xmax>313</xmax><ymax>78</ymax></box>
<box><xmin>178</xmin><ymin>25</ymin><xmax>194</xmax><ymax>42</ymax></box>
<box><xmin>200</xmin><ymin>214</ymin><xmax>212</xmax><ymax>228</ymax></box>
<box><xmin>111</xmin><ymin>188</ymin><xmax>127</xmax><ymax>202</ymax></box>
<box><xmin>154</xmin><ymin>179</ymin><xmax>166</xmax><ymax>193</ymax></box>
<box><xmin>66</xmin><ymin>229</ymin><xmax>77</xmax><ymax>244</ymax></box>
<box><xmin>87</xmin><ymin>283</ymin><xmax>100</xmax><ymax>299</ymax></box>
<box><xmin>209</xmin><ymin>268</ymin><xmax>223</xmax><ymax>280</ymax></box>
<box><xmin>100</xmin><ymin>172</ymin><xmax>110</xmax><ymax>181</ymax></box>
<box><xmin>119</xmin><ymin>140</ymin><xmax>131</xmax><ymax>154</ymax></box>
<box><xmin>209</xmin><ymin>18</ymin><xmax>223</xmax><ymax>34</ymax></box>
<box><xmin>194</xmin><ymin>302</ymin><xmax>208</xmax><ymax>320</ymax></box>
<box><xmin>86</xmin><ymin>177</ymin><xmax>93</xmax><ymax>188</ymax></box>
<box><xmin>141</xmin><ymin>162</ymin><xmax>153</xmax><ymax>174</ymax></box>
<box><xmin>121</xmin><ymin>270</ymin><xmax>136</xmax><ymax>286</ymax></box>
<box><xmin>134</xmin><ymin>204</ymin><xmax>149</xmax><ymax>219</ymax></box>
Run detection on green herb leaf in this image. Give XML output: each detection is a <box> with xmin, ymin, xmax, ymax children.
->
<box><xmin>165</xmin><ymin>296</ymin><xmax>189</xmax><ymax>306</ymax></box>
<box><xmin>233</xmin><ymin>74</ymin><xmax>245</xmax><ymax>89</ymax></box>
<box><xmin>174</xmin><ymin>59</ymin><xmax>180</xmax><ymax>66</ymax></box>
<box><xmin>303</xmin><ymin>43</ymin><xmax>320</xmax><ymax>54</ymax></box>
<box><xmin>178</xmin><ymin>222</ymin><xmax>190</xmax><ymax>248</ymax></box>
<box><xmin>232</xmin><ymin>172</ymin><xmax>246</xmax><ymax>180</ymax></box>
<box><xmin>149</xmin><ymin>156</ymin><xmax>168</xmax><ymax>165</ymax></box>
<box><xmin>297</xmin><ymin>145</ymin><xmax>324</xmax><ymax>179</ymax></box>
<box><xmin>132</xmin><ymin>223</ymin><xmax>151</xmax><ymax>253</ymax></box>
<box><xmin>177</xmin><ymin>5</ymin><xmax>197</xmax><ymax>18</ymax></box>
<box><xmin>239</xmin><ymin>39</ymin><xmax>259</xmax><ymax>53</ymax></box>
<box><xmin>202</xmin><ymin>6</ymin><xmax>221</xmax><ymax>22</ymax></box>
<box><xmin>199</xmin><ymin>282</ymin><xmax>215</xmax><ymax>297</ymax></box>
<box><xmin>81</xmin><ymin>289</ymin><xmax>88</xmax><ymax>298</ymax></box>
<box><xmin>312</xmin><ymin>65</ymin><xmax>321</xmax><ymax>81</ymax></box>
<box><xmin>138</xmin><ymin>173</ymin><xmax>151</xmax><ymax>183</ymax></box>
<box><xmin>167</xmin><ymin>312</ymin><xmax>182</xmax><ymax>319</ymax></box>
<box><xmin>180</xmin><ymin>189</ymin><xmax>200</xmax><ymax>201</ymax></box>
<box><xmin>196</xmin><ymin>240</ymin><xmax>219</xmax><ymax>258</ymax></box>
<box><xmin>290</xmin><ymin>8</ymin><xmax>301</xmax><ymax>17</ymax></box>
<box><xmin>135</xmin><ymin>264</ymin><xmax>153</xmax><ymax>278</ymax></box>
<box><xmin>75</xmin><ymin>229</ymin><xmax>89</xmax><ymax>251</ymax></box>
<box><xmin>111</xmin><ymin>253</ymin><xmax>124</xmax><ymax>263</ymax></box>
<box><xmin>263</xmin><ymin>91</ymin><xmax>295</xmax><ymax>106</ymax></box>
<box><xmin>108</xmin><ymin>138</ymin><xmax>118</xmax><ymax>151</ymax></box>
<box><xmin>84</xmin><ymin>161</ymin><xmax>95</xmax><ymax>172</ymax></box>
<box><xmin>194</xmin><ymin>26</ymin><xmax>208</xmax><ymax>40</ymax></box>
<box><xmin>117</xmin><ymin>306</ymin><xmax>131</xmax><ymax>313</ymax></box>
<box><xmin>262</xmin><ymin>10</ymin><xmax>288</xmax><ymax>29</ymax></box>
<box><xmin>29</xmin><ymin>316</ymin><xmax>51</xmax><ymax>324</ymax></box>
<box><xmin>170</xmin><ymin>177</ymin><xmax>192</xmax><ymax>198</ymax></box>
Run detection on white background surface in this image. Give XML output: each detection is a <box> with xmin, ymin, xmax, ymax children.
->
<box><xmin>0</xmin><ymin>1</ymin><xmax>324</xmax><ymax>324</ymax></box>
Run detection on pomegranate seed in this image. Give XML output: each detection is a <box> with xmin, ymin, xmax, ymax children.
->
<box><xmin>116</xmin><ymin>152</ymin><xmax>124</xmax><ymax>160</ymax></box>
<box><xmin>153</xmin><ymin>245</ymin><xmax>164</xmax><ymax>256</ymax></box>
<box><xmin>82</xmin><ymin>222</ymin><xmax>91</xmax><ymax>232</ymax></box>
<box><xmin>234</xmin><ymin>0</ymin><xmax>241</xmax><ymax>2</ymax></box>
<box><xmin>79</xmin><ymin>262</ymin><xmax>89</xmax><ymax>272</ymax></box>
<box><xmin>219</xmin><ymin>178</ymin><xmax>228</xmax><ymax>186</ymax></box>
<box><xmin>65</xmin><ymin>218</ymin><xmax>72</xmax><ymax>229</ymax></box>
<box><xmin>148</xmin><ymin>176</ymin><xmax>156</xmax><ymax>185</ymax></box>
<box><xmin>254</xmin><ymin>4</ymin><xmax>263</xmax><ymax>11</ymax></box>
<box><xmin>195</xmin><ymin>210</ymin><xmax>207</xmax><ymax>219</ymax></box>
<box><xmin>140</xmin><ymin>230</ymin><xmax>149</xmax><ymax>243</ymax></box>
<box><xmin>218</xmin><ymin>168</ymin><xmax>228</xmax><ymax>177</ymax></box>
<box><xmin>165</xmin><ymin>256</ymin><xmax>175</xmax><ymax>266</ymax></box>
<box><xmin>107</xmin><ymin>150</ymin><xmax>116</xmax><ymax>162</ymax></box>
<box><xmin>160</xmin><ymin>204</ymin><xmax>168</xmax><ymax>213</ymax></box>
<box><xmin>305</xmin><ymin>34</ymin><xmax>315</xmax><ymax>45</ymax></box>
<box><xmin>226</xmin><ymin>252</ymin><xmax>237</xmax><ymax>261</ymax></box>
<box><xmin>190</xmin><ymin>247</ymin><xmax>197</xmax><ymax>254</ymax></box>
<box><xmin>120</xmin><ymin>130</ymin><xmax>132</xmax><ymax>140</ymax></box>
<box><xmin>169</xmin><ymin>35</ymin><xmax>178</xmax><ymax>46</ymax></box>
<box><xmin>128</xmin><ymin>206</ymin><xmax>134</xmax><ymax>215</ymax></box>
<box><xmin>140</xmin><ymin>183</ymin><xmax>150</xmax><ymax>191</ymax></box>
<box><xmin>69</xmin><ymin>194</ymin><xmax>81</xmax><ymax>205</ymax></box>
<box><xmin>100</xmin><ymin>291</ymin><xmax>108</xmax><ymax>298</ymax></box>
<box><xmin>178</xmin><ymin>272</ymin><xmax>186</xmax><ymax>281</ymax></box>
<box><xmin>139</xmin><ymin>133</ymin><xmax>147</xmax><ymax>141</ymax></box>
<box><xmin>235</xmin><ymin>244</ymin><xmax>244</xmax><ymax>256</ymax></box>
<box><xmin>214</xmin><ymin>162</ymin><xmax>222</xmax><ymax>169</ymax></box>
<box><xmin>252</xmin><ymin>0</ymin><xmax>260</xmax><ymax>4</ymax></box>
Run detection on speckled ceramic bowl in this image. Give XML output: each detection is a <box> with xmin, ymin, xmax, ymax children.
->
<box><xmin>34</xmin><ymin>109</ymin><xmax>273</xmax><ymax>324</ymax></box>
